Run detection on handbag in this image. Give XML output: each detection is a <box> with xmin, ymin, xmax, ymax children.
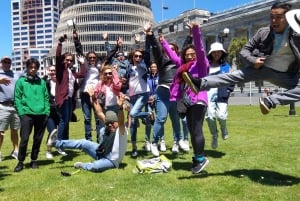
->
<box><xmin>177</xmin><ymin>91</ymin><xmax>193</xmax><ymax>119</ymax></box>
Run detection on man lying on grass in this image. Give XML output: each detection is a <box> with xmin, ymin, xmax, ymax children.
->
<box><xmin>47</xmin><ymin>94</ymin><xmax>128</xmax><ymax>172</ymax></box>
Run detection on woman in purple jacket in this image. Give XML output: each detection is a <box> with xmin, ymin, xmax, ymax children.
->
<box><xmin>170</xmin><ymin>22</ymin><xmax>210</xmax><ymax>174</ymax></box>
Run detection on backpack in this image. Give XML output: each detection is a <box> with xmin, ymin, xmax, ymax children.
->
<box><xmin>135</xmin><ymin>155</ymin><xmax>172</xmax><ymax>174</ymax></box>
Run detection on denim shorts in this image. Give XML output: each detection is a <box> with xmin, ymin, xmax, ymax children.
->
<box><xmin>0</xmin><ymin>104</ymin><xmax>20</xmax><ymax>131</ymax></box>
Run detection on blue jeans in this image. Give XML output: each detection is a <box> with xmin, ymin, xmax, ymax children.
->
<box><xmin>80</xmin><ymin>93</ymin><xmax>103</xmax><ymax>141</ymax></box>
<box><xmin>55</xmin><ymin>139</ymin><xmax>115</xmax><ymax>172</ymax></box>
<box><xmin>144</xmin><ymin>103</ymin><xmax>153</xmax><ymax>141</ymax></box>
<box><xmin>181</xmin><ymin>117</ymin><xmax>189</xmax><ymax>140</ymax></box>
<box><xmin>57</xmin><ymin>97</ymin><xmax>72</xmax><ymax>140</ymax></box>
<box><xmin>129</xmin><ymin>92</ymin><xmax>149</xmax><ymax>142</ymax></box>
<box><xmin>152</xmin><ymin>86</ymin><xmax>182</xmax><ymax>143</ymax></box>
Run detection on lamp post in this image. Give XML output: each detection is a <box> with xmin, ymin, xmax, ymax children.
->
<box><xmin>218</xmin><ymin>28</ymin><xmax>230</xmax><ymax>43</ymax></box>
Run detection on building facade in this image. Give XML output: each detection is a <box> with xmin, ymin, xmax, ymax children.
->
<box><xmin>11</xmin><ymin>0</ymin><xmax>61</xmax><ymax>76</ymax></box>
<box><xmin>45</xmin><ymin>0</ymin><xmax>153</xmax><ymax>66</ymax></box>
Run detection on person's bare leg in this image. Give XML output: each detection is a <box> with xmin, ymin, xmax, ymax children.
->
<box><xmin>10</xmin><ymin>129</ymin><xmax>19</xmax><ymax>152</ymax></box>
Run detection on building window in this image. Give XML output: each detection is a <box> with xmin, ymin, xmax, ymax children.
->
<box><xmin>12</xmin><ymin>2</ymin><xmax>19</xmax><ymax>10</ymax></box>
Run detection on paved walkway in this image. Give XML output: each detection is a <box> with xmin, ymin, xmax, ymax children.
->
<box><xmin>229</xmin><ymin>95</ymin><xmax>300</xmax><ymax>106</ymax></box>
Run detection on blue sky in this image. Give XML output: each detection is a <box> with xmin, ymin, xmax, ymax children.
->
<box><xmin>0</xmin><ymin>0</ymin><xmax>260</xmax><ymax>58</ymax></box>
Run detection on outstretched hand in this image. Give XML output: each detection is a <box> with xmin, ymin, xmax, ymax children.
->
<box><xmin>0</xmin><ymin>77</ymin><xmax>11</xmax><ymax>85</ymax></box>
<box><xmin>102</xmin><ymin>32</ymin><xmax>108</xmax><ymax>41</ymax></box>
<box><xmin>144</xmin><ymin>21</ymin><xmax>152</xmax><ymax>33</ymax></box>
<box><xmin>134</xmin><ymin>34</ymin><xmax>140</xmax><ymax>43</ymax></box>
<box><xmin>59</xmin><ymin>34</ymin><xmax>67</xmax><ymax>43</ymax></box>
<box><xmin>77</xmin><ymin>55</ymin><xmax>85</xmax><ymax>64</ymax></box>
<box><xmin>158</xmin><ymin>33</ymin><xmax>164</xmax><ymax>42</ymax></box>
<box><xmin>117</xmin><ymin>37</ymin><xmax>123</xmax><ymax>47</ymax></box>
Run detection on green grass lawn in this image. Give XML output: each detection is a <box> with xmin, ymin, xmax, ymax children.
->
<box><xmin>0</xmin><ymin>105</ymin><xmax>299</xmax><ymax>201</ymax></box>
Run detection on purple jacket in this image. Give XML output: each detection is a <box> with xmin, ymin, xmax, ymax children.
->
<box><xmin>168</xmin><ymin>26</ymin><xmax>209</xmax><ymax>105</ymax></box>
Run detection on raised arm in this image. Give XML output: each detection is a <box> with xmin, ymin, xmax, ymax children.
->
<box><xmin>191</xmin><ymin>22</ymin><xmax>209</xmax><ymax>76</ymax></box>
<box><xmin>159</xmin><ymin>34</ymin><xmax>181</xmax><ymax>67</ymax></box>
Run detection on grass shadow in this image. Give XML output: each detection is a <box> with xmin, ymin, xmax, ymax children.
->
<box><xmin>205</xmin><ymin>150</ymin><xmax>226</xmax><ymax>158</ymax></box>
<box><xmin>178</xmin><ymin>168</ymin><xmax>300</xmax><ymax>186</ymax></box>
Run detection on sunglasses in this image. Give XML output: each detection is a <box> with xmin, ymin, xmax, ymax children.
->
<box><xmin>134</xmin><ymin>54</ymin><xmax>143</xmax><ymax>58</ymax></box>
<box><xmin>104</xmin><ymin>72</ymin><xmax>112</xmax><ymax>76</ymax></box>
<box><xmin>2</xmin><ymin>61</ymin><xmax>11</xmax><ymax>64</ymax></box>
<box><xmin>88</xmin><ymin>56</ymin><xmax>96</xmax><ymax>59</ymax></box>
<box><xmin>49</xmin><ymin>69</ymin><xmax>56</xmax><ymax>72</ymax></box>
<box><xmin>117</xmin><ymin>54</ymin><xmax>124</xmax><ymax>57</ymax></box>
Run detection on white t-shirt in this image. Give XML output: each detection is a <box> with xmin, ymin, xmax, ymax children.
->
<box><xmin>106</xmin><ymin>127</ymin><xmax>128</xmax><ymax>167</ymax></box>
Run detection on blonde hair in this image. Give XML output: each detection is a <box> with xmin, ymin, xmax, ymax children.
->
<box><xmin>100</xmin><ymin>64</ymin><xmax>113</xmax><ymax>81</ymax></box>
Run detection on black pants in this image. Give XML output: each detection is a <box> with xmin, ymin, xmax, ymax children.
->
<box><xmin>18</xmin><ymin>114</ymin><xmax>48</xmax><ymax>161</ymax></box>
<box><xmin>186</xmin><ymin>104</ymin><xmax>207</xmax><ymax>157</ymax></box>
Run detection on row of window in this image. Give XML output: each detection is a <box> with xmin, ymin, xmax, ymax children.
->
<box><xmin>71</xmin><ymin>23</ymin><xmax>139</xmax><ymax>34</ymax></box>
<box><xmin>64</xmin><ymin>0</ymin><xmax>150</xmax><ymax>9</ymax></box>
<box><xmin>63</xmin><ymin>4</ymin><xmax>150</xmax><ymax>20</ymax></box>
<box><xmin>14</xmin><ymin>40</ymin><xmax>52</xmax><ymax>46</ymax></box>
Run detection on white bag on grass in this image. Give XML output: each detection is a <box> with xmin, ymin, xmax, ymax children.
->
<box><xmin>135</xmin><ymin>155</ymin><xmax>172</xmax><ymax>174</ymax></box>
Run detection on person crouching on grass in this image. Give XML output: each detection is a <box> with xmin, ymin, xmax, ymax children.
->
<box><xmin>47</xmin><ymin>94</ymin><xmax>129</xmax><ymax>172</ymax></box>
<box><xmin>14</xmin><ymin>58</ymin><xmax>50</xmax><ymax>172</ymax></box>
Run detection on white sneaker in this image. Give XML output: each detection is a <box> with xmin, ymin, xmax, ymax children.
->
<box><xmin>172</xmin><ymin>142</ymin><xmax>179</xmax><ymax>153</ymax></box>
<box><xmin>11</xmin><ymin>150</ymin><xmax>19</xmax><ymax>160</ymax></box>
<box><xmin>74</xmin><ymin>162</ymin><xmax>83</xmax><ymax>169</ymax></box>
<box><xmin>150</xmin><ymin>143</ymin><xmax>159</xmax><ymax>157</ymax></box>
<box><xmin>45</xmin><ymin>151</ymin><xmax>53</xmax><ymax>159</ymax></box>
<box><xmin>145</xmin><ymin>141</ymin><xmax>151</xmax><ymax>152</ymax></box>
<box><xmin>184</xmin><ymin>140</ymin><xmax>190</xmax><ymax>151</ymax></box>
<box><xmin>160</xmin><ymin>140</ymin><xmax>166</xmax><ymax>152</ymax></box>
<box><xmin>57</xmin><ymin>148</ymin><xmax>67</xmax><ymax>156</ymax></box>
<box><xmin>179</xmin><ymin>139</ymin><xmax>189</xmax><ymax>152</ymax></box>
<box><xmin>0</xmin><ymin>152</ymin><xmax>2</xmax><ymax>162</ymax></box>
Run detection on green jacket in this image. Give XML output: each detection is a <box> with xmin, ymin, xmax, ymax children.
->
<box><xmin>14</xmin><ymin>76</ymin><xmax>50</xmax><ymax>116</ymax></box>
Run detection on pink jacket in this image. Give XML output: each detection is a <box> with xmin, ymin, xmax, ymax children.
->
<box><xmin>94</xmin><ymin>69</ymin><xmax>122</xmax><ymax>97</ymax></box>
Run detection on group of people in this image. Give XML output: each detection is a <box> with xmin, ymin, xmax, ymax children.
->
<box><xmin>1</xmin><ymin>2</ymin><xmax>299</xmax><ymax>174</ymax></box>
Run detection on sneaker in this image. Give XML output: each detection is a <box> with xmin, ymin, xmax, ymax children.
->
<box><xmin>184</xmin><ymin>140</ymin><xmax>190</xmax><ymax>151</ymax></box>
<box><xmin>131</xmin><ymin>149</ymin><xmax>138</xmax><ymax>157</ymax></box>
<box><xmin>144</xmin><ymin>141</ymin><xmax>151</xmax><ymax>152</ymax></box>
<box><xmin>45</xmin><ymin>151</ymin><xmax>53</xmax><ymax>159</ymax></box>
<box><xmin>0</xmin><ymin>152</ymin><xmax>2</xmax><ymax>162</ymax></box>
<box><xmin>182</xmin><ymin>72</ymin><xmax>200</xmax><ymax>93</ymax></box>
<box><xmin>74</xmin><ymin>162</ymin><xmax>83</xmax><ymax>169</ymax></box>
<box><xmin>57</xmin><ymin>148</ymin><xmax>67</xmax><ymax>156</ymax></box>
<box><xmin>11</xmin><ymin>151</ymin><xmax>18</xmax><ymax>160</ymax></box>
<box><xmin>160</xmin><ymin>140</ymin><xmax>166</xmax><ymax>152</ymax></box>
<box><xmin>211</xmin><ymin>137</ymin><xmax>218</xmax><ymax>149</ymax></box>
<box><xmin>179</xmin><ymin>139</ymin><xmax>189</xmax><ymax>152</ymax></box>
<box><xmin>30</xmin><ymin>161</ymin><xmax>39</xmax><ymax>169</ymax></box>
<box><xmin>172</xmin><ymin>142</ymin><xmax>179</xmax><ymax>153</ymax></box>
<box><xmin>191</xmin><ymin>157</ymin><xmax>209</xmax><ymax>174</ymax></box>
<box><xmin>222</xmin><ymin>134</ymin><xmax>229</xmax><ymax>140</ymax></box>
<box><xmin>259</xmin><ymin>97</ymin><xmax>272</xmax><ymax>115</ymax></box>
<box><xmin>47</xmin><ymin>129</ymin><xmax>57</xmax><ymax>146</ymax></box>
<box><xmin>151</xmin><ymin>143</ymin><xmax>159</xmax><ymax>157</ymax></box>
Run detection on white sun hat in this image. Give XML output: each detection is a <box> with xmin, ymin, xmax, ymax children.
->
<box><xmin>286</xmin><ymin>9</ymin><xmax>300</xmax><ymax>34</ymax></box>
<box><xmin>208</xmin><ymin>42</ymin><xmax>227</xmax><ymax>56</ymax></box>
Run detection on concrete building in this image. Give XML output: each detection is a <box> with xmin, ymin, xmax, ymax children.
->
<box><xmin>45</xmin><ymin>0</ymin><xmax>153</xmax><ymax>66</ymax></box>
<box><xmin>11</xmin><ymin>0</ymin><xmax>61</xmax><ymax>76</ymax></box>
<box><xmin>151</xmin><ymin>0</ymin><xmax>300</xmax><ymax>52</ymax></box>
